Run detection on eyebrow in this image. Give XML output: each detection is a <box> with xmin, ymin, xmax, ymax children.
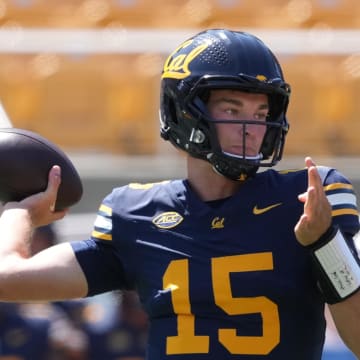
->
<box><xmin>211</xmin><ymin>97</ymin><xmax>269</xmax><ymax>110</ymax></box>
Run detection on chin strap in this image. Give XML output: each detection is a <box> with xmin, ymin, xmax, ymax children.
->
<box><xmin>308</xmin><ymin>225</ymin><xmax>360</xmax><ymax>304</ymax></box>
<box><xmin>207</xmin><ymin>152</ymin><xmax>259</xmax><ymax>181</ymax></box>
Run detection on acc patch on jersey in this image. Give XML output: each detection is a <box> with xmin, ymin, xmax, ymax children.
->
<box><xmin>152</xmin><ymin>211</ymin><xmax>184</xmax><ymax>229</ymax></box>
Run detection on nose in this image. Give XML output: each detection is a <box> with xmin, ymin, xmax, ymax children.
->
<box><xmin>238</xmin><ymin>122</ymin><xmax>261</xmax><ymax>137</ymax></box>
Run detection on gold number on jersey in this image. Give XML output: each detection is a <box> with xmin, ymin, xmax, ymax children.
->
<box><xmin>163</xmin><ymin>258</ymin><xmax>210</xmax><ymax>353</ymax></box>
<box><xmin>163</xmin><ymin>253</ymin><xmax>280</xmax><ymax>355</ymax></box>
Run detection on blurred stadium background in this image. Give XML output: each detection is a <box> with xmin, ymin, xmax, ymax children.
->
<box><xmin>0</xmin><ymin>0</ymin><xmax>359</xmax><ymax>359</ymax></box>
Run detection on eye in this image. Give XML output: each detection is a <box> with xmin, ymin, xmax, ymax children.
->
<box><xmin>224</xmin><ymin>108</ymin><xmax>238</xmax><ymax>116</ymax></box>
<box><xmin>254</xmin><ymin>112</ymin><xmax>269</xmax><ymax>121</ymax></box>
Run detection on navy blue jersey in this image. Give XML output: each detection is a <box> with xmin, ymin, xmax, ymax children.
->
<box><xmin>72</xmin><ymin>167</ymin><xmax>360</xmax><ymax>360</ymax></box>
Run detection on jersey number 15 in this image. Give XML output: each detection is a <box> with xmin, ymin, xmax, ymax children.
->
<box><xmin>163</xmin><ymin>253</ymin><xmax>280</xmax><ymax>355</ymax></box>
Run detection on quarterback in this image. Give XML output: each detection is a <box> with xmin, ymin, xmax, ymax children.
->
<box><xmin>0</xmin><ymin>29</ymin><xmax>360</xmax><ymax>359</ymax></box>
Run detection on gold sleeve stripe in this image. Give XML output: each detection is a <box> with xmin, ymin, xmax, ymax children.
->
<box><xmin>324</xmin><ymin>183</ymin><xmax>353</xmax><ymax>191</ymax></box>
<box><xmin>91</xmin><ymin>230</ymin><xmax>112</xmax><ymax>241</ymax></box>
<box><xmin>99</xmin><ymin>204</ymin><xmax>112</xmax><ymax>215</ymax></box>
<box><xmin>332</xmin><ymin>208</ymin><xmax>359</xmax><ymax>217</ymax></box>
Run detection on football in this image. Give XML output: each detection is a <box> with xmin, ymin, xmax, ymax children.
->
<box><xmin>0</xmin><ymin>128</ymin><xmax>83</xmax><ymax>210</ymax></box>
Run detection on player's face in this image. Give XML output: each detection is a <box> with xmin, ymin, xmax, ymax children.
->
<box><xmin>207</xmin><ymin>89</ymin><xmax>269</xmax><ymax>157</ymax></box>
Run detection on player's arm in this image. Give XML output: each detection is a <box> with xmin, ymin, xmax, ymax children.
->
<box><xmin>295</xmin><ymin>157</ymin><xmax>360</xmax><ymax>357</ymax></box>
<box><xmin>328</xmin><ymin>291</ymin><xmax>360</xmax><ymax>356</ymax></box>
<box><xmin>0</xmin><ymin>166</ymin><xmax>88</xmax><ymax>301</ymax></box>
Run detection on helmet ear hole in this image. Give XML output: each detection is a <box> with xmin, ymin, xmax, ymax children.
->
<box><xmin>160</xmin><ymin>95</ymin><xmax>177</xmax><ymax>141</ymax></box>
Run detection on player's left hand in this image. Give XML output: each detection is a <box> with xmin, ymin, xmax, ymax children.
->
<box><xmin>295</xmin><ymin>157</ymin><xmax>332</xmax><ymax>246</ymax></box>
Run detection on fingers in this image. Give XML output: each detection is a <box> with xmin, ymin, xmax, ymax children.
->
<box><xmin>295</xmin><ymin>156</ymin><xmax>332</xmax><ymax>245</ymax></box>
<box><xmin>36</xmin><ymin>165</ymin><xmax>68</xmax><ymax>223</ymax></box>
<box><xmin>48</xmin><ymin>165</ymin><xmax>61</xmax><ymax>188</ymax></box>
<box><xmin>47</xmin><ymin>165</ymin><xmax>61</xmax><ymax>212</ymax></box>
<box><xmin>306</xmin><ymin>156</ymin><xmax>321</xmax><ymax>188</ymax></box>
<box><xmin>297</xmin><ymin>157</ymin><xmax>318</xmax><ymax>204</ymax></box>
<box><xmin>48</xmin><ymin>166</ymin><xmax>69</xmax><ymax>219</ymax></box>
<box><xmin>304</xmin><ymin>157</ymin><xmax>325</xmax><ymax>208</ymax></box>
<box><xmin>305</xmin><ymin>156</ymin><xmax>315</xmax><ymax>168</ymax></box>
<box><xmin>304</xmin><ymin>157</ymin><xmax>328</xmax><ymax>211</ymax></box>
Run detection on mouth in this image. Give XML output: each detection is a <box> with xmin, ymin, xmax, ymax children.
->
<box><xmin>226</xmin><ymin>145</ymin><xmax>258</xmax><ymax>157</ymax></box>
<box><xmin>223</xmin><ymin>150</ymin><xmax>263</xmax><ymax>161</ymax></box>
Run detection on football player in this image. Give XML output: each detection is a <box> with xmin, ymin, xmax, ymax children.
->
<box><xmin>0</xmin><ymin>29</ymin><xmax>360</xmax><ymax>359</ymax></box>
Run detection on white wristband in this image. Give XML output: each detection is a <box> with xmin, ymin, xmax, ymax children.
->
<box><xmin>314</xmin><ymin>228</ymin><xmax>360</xmax><ymax>299</ymax></box>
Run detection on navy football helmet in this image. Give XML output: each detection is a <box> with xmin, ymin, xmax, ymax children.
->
<box><xmin>160</xmin><ymin>29</ymin><xmax>291</xmax><ymax>180</ymax></box>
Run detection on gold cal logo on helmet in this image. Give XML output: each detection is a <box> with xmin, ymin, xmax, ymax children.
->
<box><xmin>162</xmin><ymin>39</ymin><xmax>209</xmax><ymax>80</ymax></box>
<box><xmin>256</xmin><ymin>75</ymin><xmax>267</xmax><ymax>81</ymax></box>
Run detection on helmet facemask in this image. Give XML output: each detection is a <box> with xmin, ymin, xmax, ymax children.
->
<box><xmin>180</xmin><ymin>75</ymin><xmax>290</xmax><ymax>180</ymax></box>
